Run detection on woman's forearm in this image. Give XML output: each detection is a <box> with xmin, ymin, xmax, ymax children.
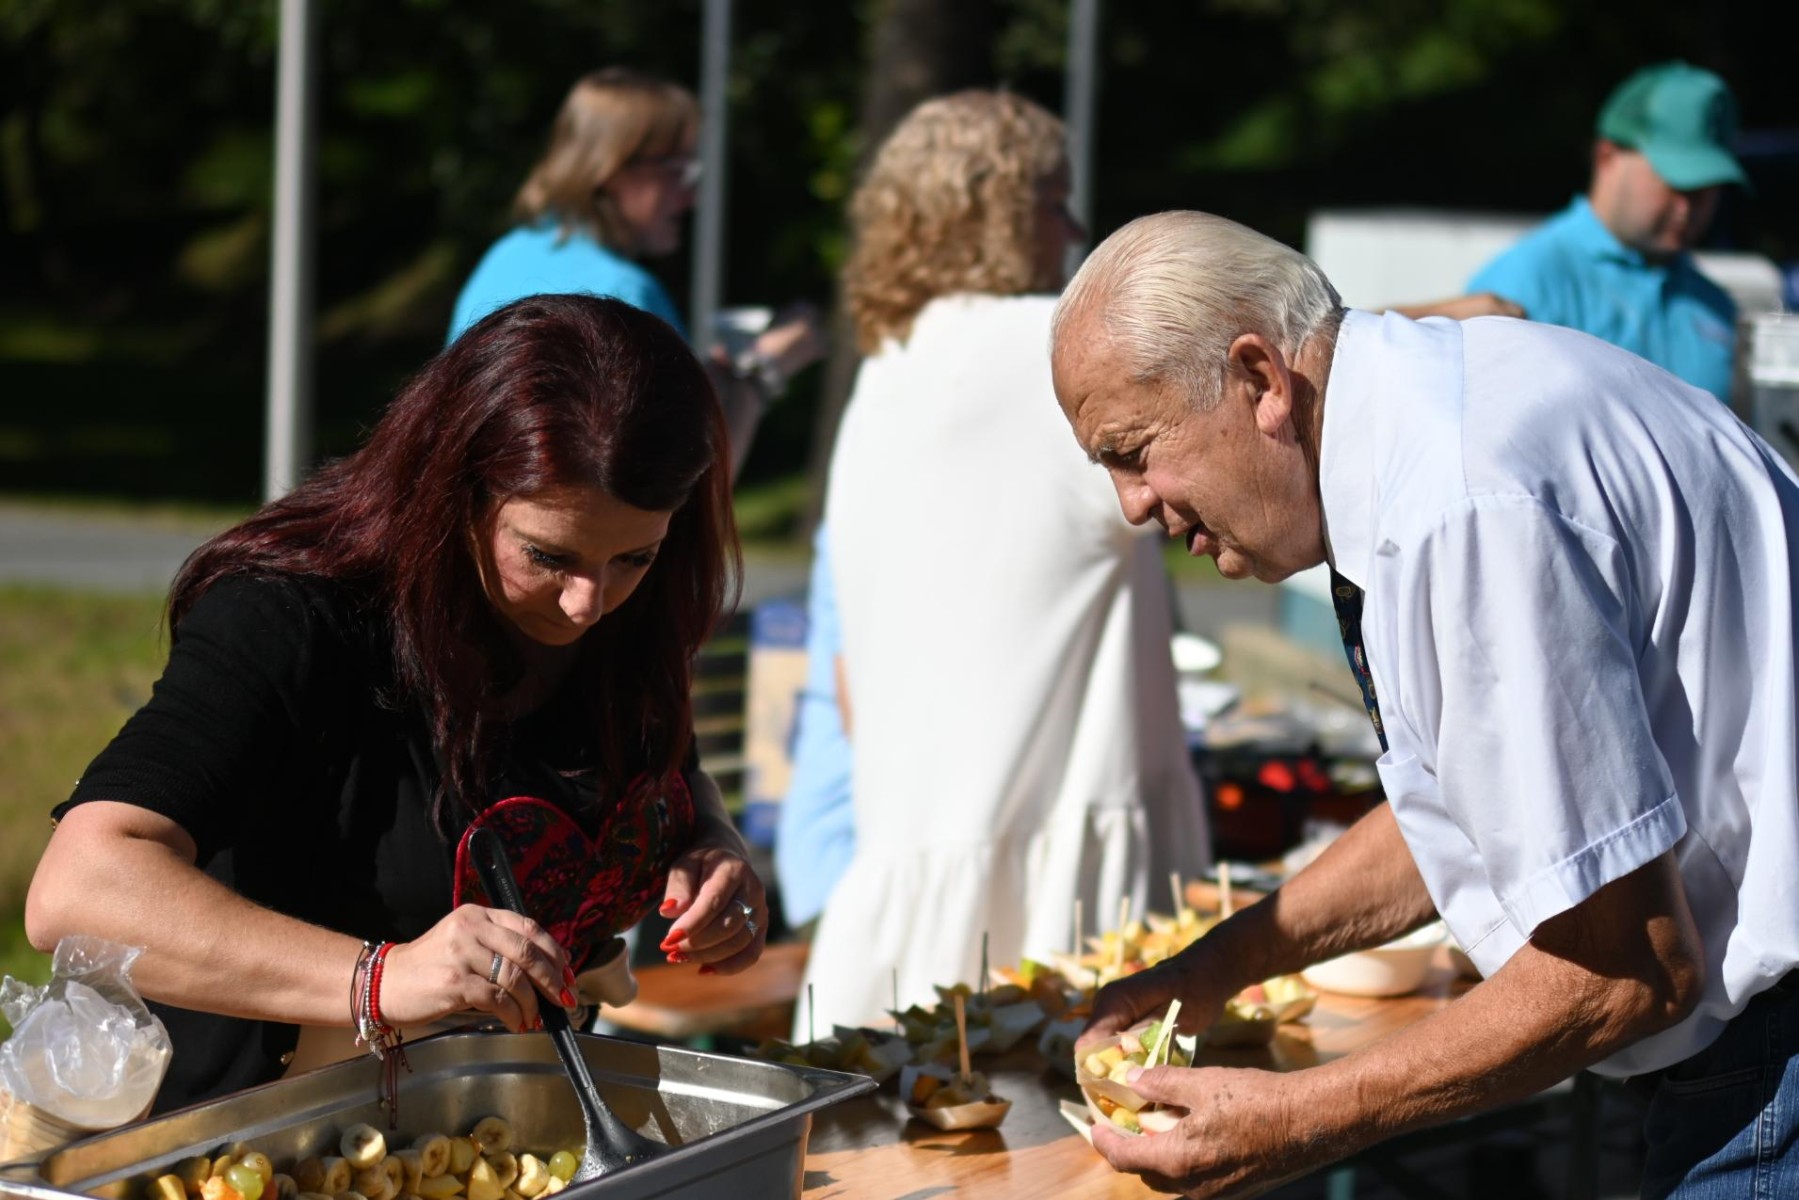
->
<box><xmin>27</xmin><ymin>801</ymin><xmax>363</xmax><ymax>1026</ymax></box>
<box><xmin>702</xmin><ymin>361</ymin><xmax>763</xmax><ymax>480</ymax></box>
<box><xmin>685</xmin><ymin>768</ymin><xmax>749</xmax><ymax>855</ymax></box>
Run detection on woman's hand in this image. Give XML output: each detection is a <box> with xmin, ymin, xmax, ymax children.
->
<box><xmin>380</xmin><ymin>905</ymin><xmax>578</xmax><ymax>1033</ymax></box>
<box><xmin>657</xmin><ymin>818</ymin><xmax>768</xmax><ymax>976</ymax></box>
<box><xmin>754</xmin><ymin>302</ymin><xmax>827</xmax><ymax>378</ymax></box>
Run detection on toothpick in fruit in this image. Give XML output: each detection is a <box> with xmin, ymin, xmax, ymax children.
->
<box><xmin>952</xmin><ymin>992</ymin><xmax>973</xmax><ymax>1087</ymax></box>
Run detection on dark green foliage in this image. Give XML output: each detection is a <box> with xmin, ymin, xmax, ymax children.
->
<box><xmin>0</xmin><ymin>0</ymin><xmax>1792</xmax><ymax>504</ymax></box>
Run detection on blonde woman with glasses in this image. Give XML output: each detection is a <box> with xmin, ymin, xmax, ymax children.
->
<box><xmin>450</xmin><ymin>68</ymin><xmax>822</xmax><ymax>474</ymax></box>
<box><xmin>790</xmin><ymin>91</ymin><xmax>1212</xmax><ymax>1035</ymax></box>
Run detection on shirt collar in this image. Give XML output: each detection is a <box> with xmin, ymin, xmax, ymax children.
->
<box><xmin>1318</xmin><ymin>309</ymin><xmax>1382</xmax><ymax>590</ymax></box>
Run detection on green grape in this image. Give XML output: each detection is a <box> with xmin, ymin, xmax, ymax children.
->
<box><xmin>546</xmin><ymin>1152</ymin><xmax>578</xmax><ymax>1183</ymax></box>
<box><xmin>225</xmin><ymin>1165</ymin><xmax>265</xmax><ymax>1200</ymax></box>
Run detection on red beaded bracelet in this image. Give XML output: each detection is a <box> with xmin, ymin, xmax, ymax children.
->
<box><xmin>367</xmin><ymin>941</ymin><xmax>392</xmax><ymax>1029</ymax></box>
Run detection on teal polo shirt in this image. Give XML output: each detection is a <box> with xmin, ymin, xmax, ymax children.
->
<box><xmin>1469</xmin><ymin>196</ymin><xmax>1736</xmax><ymax>403</ymax></box>
<box><xmin>448</xmin><ymin>223</ymin><xmax>686</xmax><ymax>345</ymax></box>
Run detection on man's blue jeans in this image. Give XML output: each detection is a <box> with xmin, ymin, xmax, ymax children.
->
<box><xmin>1639</xmin><ymin>969</ymin><xmax>1799</xmax><ymax>1199</ymax></box>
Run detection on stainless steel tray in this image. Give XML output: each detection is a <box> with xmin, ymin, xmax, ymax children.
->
<box><xmin>0</xmin><ymin>1030</ymin><xmax>874</xmax><ymax>1200</ymax></box>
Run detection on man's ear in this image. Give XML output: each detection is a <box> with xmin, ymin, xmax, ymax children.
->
<box><xmin>1227</xmin><ymin>332</ymin><xmax>1293</xmax><ymax>436</ymax></box>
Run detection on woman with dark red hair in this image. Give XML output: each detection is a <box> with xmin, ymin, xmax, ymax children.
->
<box><xmin>25</xmin><ymin>294</ymin><xmax>767</xmax><ymax>1110</ymax></box>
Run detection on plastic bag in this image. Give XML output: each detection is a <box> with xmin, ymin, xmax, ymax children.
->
<box><xmin>0</xmin><ymin>937</ymin><xmax>171</xmax><ymax>1144</ymax></box>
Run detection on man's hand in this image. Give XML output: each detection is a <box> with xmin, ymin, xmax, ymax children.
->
<box><xmin>1091</xmin><ymin>1066</ymin><xmax>1316</xmax><ymax>1198</ymax></box>
<box><xmin>1390</xmin><ymin>292</ymin><xmax>1526</xmax><ymax>321</ymax></box>
<box><xmin>1076</xmin><ymin>950</ymin><xmax>1232</xmax><ymax>1055</ymax></box>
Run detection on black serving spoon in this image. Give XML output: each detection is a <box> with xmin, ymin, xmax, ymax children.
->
<box><xmin>467</xmin><ymin>827</ymin><xmax>664</xmax><ymax>1179</ymax></box>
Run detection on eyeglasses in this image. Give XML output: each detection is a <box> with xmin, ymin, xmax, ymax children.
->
<box><xmin>629</xmin><ymin>154</ymin><xmax>702</xmax><ymax>188</ymax></box>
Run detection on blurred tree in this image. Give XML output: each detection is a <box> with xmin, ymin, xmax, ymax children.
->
<box><xmin>802</xmin><ymin>0</ymin><xmax>1002</xmax><ymax>522</ymax></box>
<box><xmin>0</xmin><ymin>0</ymin><xmax>1791</xmax><ymax>505</ymax></box>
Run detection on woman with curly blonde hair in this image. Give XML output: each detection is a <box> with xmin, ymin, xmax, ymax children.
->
<box><xmin>844</xmin><ymin>90</ymin><xmax>1073</xmax><ymax>352</ymax></box>
<box><xmin>786</xmin><ymin>90</ymin><xmax>1211</xmax><ymax>1034</ymax></box>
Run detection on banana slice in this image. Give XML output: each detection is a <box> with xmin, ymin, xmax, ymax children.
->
<box><xmin>319</xmin><ymin>1158</ymin><xmax>352</xmax><ymax>1197</ymax></box>
<box><xmin>349</xmin><ymin>1168</ymin><xmax>393</xmax><ymax>1200</ymax></box>
<box><xmin>415</xmin><ymin>1177</ymin><xmax>462</xmax><ymax>1200</ymax></box>
<box><xmin>541</xmin><ymin>1180</ymin><xmax>565</xmax><ymax>1197</ymax></box>
<box><xmin>354</xmin><ymin>1156</ymin><xmax>406</xmax><ymax>1200</ymax></box>
<box><xmin>446</xmin><ymin>1139</ymin><xmax>478</xmax><ymax>1178</ymax></box>
<box><xmin>512</xmin><ymin>1157</ymin><xmax>549</xmax><ymax>1199</ymax></box>
<box><xmin>468</xmin><ymin>1118</ymin><xmax>513</xmax><ymax>1157</ymax></box>
<box><xmin>410</xmin><ymin>1137</ymin><xmax>451</xmax><ymax>1180</ymax></box>
<box><xmin>292</xmin><ymin>1163</ymin><xmax>327</xmax><ymax>1196</ymax></box>
<box><xmin>391</xmin><ymin>1151</ymin><xmax>424</xmax><ymax>1195</ymax></box>
<box><xmin>270</xmin><ymin>1176</ymin><xmax>298</xmax><ymax>1200</ymax></box>
<box><xmin>340</xmin><ymin>1126</ymin><xmax>387</xmax><ymax>1171</ymax></box>
<box><xmin>482</xmin><ymin>1155</ymin><xmax>517</xmax><ymax>1191</ymax></box>
<box><xmin>296</xmin><ymin>1193</ymin><xmax>335</xmax><ymax>1200</ymax></box>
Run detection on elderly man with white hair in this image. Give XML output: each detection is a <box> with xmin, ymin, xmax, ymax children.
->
<box><xmin>1051</xmin><ymin>210</ymin><xmax>1799</xmax><ymax>1199</ymax></box>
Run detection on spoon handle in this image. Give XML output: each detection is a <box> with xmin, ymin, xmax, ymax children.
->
<box><xmin>467</xmin><ymin>828</ymin><xmax>653</xmax><ymax>1158</ymax></box>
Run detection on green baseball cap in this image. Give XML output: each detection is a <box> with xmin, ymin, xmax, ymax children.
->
<box><xmin>1596</xmin><ymin>61</ymin><xmax>1747</xmax><ymax>191</ymax></box>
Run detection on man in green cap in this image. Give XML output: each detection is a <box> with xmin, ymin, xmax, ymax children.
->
<box><xmin>1470</xmin><ymin>62</ymin><xmax>1748</xmax><ymax>403</ymax></box>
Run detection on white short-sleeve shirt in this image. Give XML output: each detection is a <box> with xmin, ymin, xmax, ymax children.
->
<box><xmin>1319</xmin><ymin>309</ymin><xmax>1799</xmax><ymax>1077</ymax></box>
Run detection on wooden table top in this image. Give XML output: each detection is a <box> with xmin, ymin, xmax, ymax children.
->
<box><xmin>609</xmin><ymin>941</ymin><xmax>810</xmax><ymax>1042</ymax></box>
<box><xmin>801</xmin><ymin>953</ymin><xmax>1476</xmax><ymax>1198</ymax></box>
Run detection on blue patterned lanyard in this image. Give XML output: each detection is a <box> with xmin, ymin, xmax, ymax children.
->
<box><xmin>1330</xmin><ymin>570</ymin><xmax>1388</xmax><ymax>753</ymax></box>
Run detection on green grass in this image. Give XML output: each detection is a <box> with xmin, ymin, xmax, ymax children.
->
<box><xmin>0</xmin><ymin>497</ymin><xmax>248</xmax><ymax>535</ymax></box>
<box><xmin>0</xmin><ymin>586</ymin><xmax>170</xmax><ymax>1037</ymax></box>
<box><xmin>1</xmin><ymin>921</ymin><xmax>52</xmax><ymax>1040</ymax></box>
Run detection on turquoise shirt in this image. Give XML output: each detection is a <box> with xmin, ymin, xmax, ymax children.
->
<box><xmin>1469</xmin><ymin>196</ymin><xmax>1736</xmax><ymax>403</ymax></box>
<box><xmin>447</xmin><ymin>223</ymin><xmax>685</xmax><ymax>344</ymax></box>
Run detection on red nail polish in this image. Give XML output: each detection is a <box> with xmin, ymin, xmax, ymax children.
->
<box><xmin>659</xmin><ymin>900</ymin><xmax>679</xmax><ymax>916</ymax></box>
<box><xmin>533</xmin><ymin>1016</ymin><xmax>544</xmax><ymax>1031</ymax></box>
<box><xmin>563</xmin><ymin>967</ymin><xmax>579</xmax><ymax>990</ymax></box>
<box><xmin>698</xmin><ymin>965</ymin><xmax>717</xmax><ymax>976</ymax></box>
<box><xmin>667</xmin><ymin>952</ymin><xmax>688</xmax><ymax>964</ymax></box>
<box><xmin>559</xmin><ymin>988</ymin><xmax>576</xmax><ymax>1007</ymax></box>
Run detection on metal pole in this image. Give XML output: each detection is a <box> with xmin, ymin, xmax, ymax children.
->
<box><xmin>1064</xmin><ymin>0</ymin><xmax>1101</xmax><ymax>276</ymax></box>
<box><xmin>263</xmin><ymin>0</ymin><xmax>319</xmax><ymax>502</ymax></box>
<box><xmin>690</xmin><ymin>0</ymin><xmax>734</xmax><ymax>356</ymax></box>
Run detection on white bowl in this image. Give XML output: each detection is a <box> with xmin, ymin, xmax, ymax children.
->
<box><xmin>1301</xmin><ymin>923</ymin><xmax>1446</xmax><ymax>997</ymax></box>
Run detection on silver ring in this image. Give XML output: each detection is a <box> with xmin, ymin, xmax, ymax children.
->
<box><xmin>734</xmin><ymin>897</ymin><xmax>759</xmax><ymax>938</ymax></box>
<box><xmin>487</xmin><ymin>952</ymin><xmax>505</xmax><ymax>984</ymax></box>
